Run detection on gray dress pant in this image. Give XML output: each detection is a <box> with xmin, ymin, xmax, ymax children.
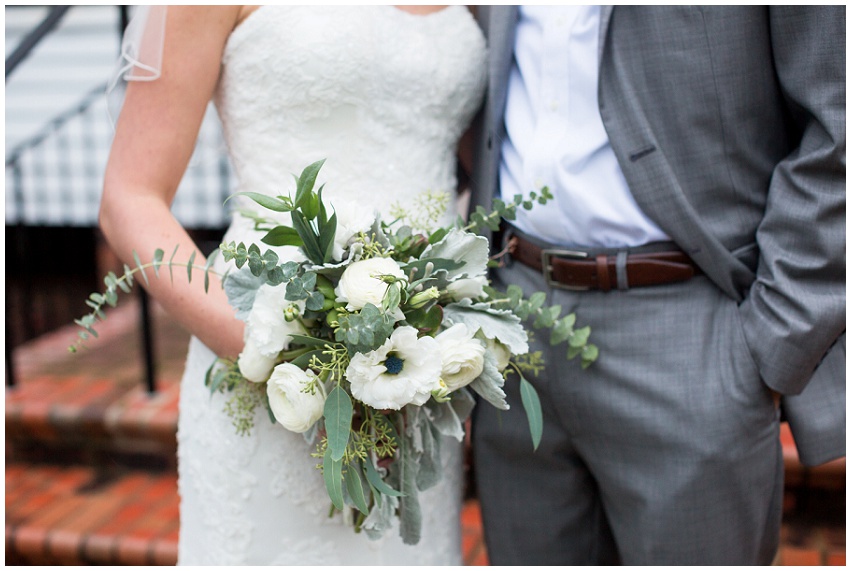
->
<box><xmin>473</xmin><ymin>257</ymin><xmax>783</xmax><ymax>565</ymax></box>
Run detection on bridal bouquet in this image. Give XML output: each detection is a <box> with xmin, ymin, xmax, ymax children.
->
<box><xmin>72</xmin><ymin>160</ymin><xmax>597</xmax><ymax>545</ymax></box>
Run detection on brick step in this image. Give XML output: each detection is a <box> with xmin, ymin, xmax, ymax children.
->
<box><xmin>7</xmin><ymin>300</ymin><xmax>188</xmax><ymax>466</ymax></box>
<box><xmin>5</xmin><ymin>462</ymin><xmax>178</xmax><ymax>565</ymax></box>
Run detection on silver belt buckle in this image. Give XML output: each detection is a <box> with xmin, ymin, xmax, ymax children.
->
<box><xmin>540</xmin><ymin>248</ymin><xmax>591</xmax><ymax>291</ymax></box>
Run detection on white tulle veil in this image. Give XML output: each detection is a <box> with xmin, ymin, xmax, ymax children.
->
<box><xmin>107</xmin><ymin>6</ymin><xmax>167</xmax><ymax>123</ymax></box>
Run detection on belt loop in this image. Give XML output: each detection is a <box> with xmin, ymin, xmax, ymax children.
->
<box><xmin>616</xmin><ymin>251</ymin><xmax>629</xmax><ymax>290</ymax></box>
<box><xmin>595</xmin><ymin>254</ymin><xmax>611</xmax><ymax>292</ymax></box>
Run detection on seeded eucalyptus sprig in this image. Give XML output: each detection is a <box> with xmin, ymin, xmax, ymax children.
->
<box><xmin>69</xmin><ymin>246</ymin><xmax>219</xmax><ymax>353</ymax></box>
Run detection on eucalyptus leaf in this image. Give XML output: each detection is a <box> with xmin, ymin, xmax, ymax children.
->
<box><xmin>187</xmin><ymin>250</ymin><xmax>196</xmax><ymax>282</ymax></box>
<box><xmin>344</xmin><ymin>460</ymin><xmax>370</xmax><ymax>515</ymax></box>
<box><xmin>364</xmin><ymin>457</ymin><xmax>404</xmax><ymax>498</ymax></box>
<box><xmin>133</xmin><ymin>251</ymin><xmax>149</xmax><ymax>286</ymax></box>
<box><xmin>323</xmin><ymin>447</ymin><xmax>344</xmax><ymax>511</ymax></box>
<box><xmin>519</xmin><ymin>376</ymin><xmax>543</xmax><ymax>451</ymax></box>
<box><xmin>324</xmin><ymin>386</ymin><xmax>353</xmax><ymax>461</ymax></box>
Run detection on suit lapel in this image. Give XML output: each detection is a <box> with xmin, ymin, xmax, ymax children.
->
<box><xmin>487</xmin><ymin>5</ymin><xmax>518</xmax><ymax>131</ymax></box>
<box><xmin>598</xmin><ymin>6</ymin><xmax>613</xmax><ymax>64</ymax></box>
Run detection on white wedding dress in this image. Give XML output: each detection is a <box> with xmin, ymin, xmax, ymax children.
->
<box><xmin>176</xmin><ymin>6</ymin><xmax>487</xmax><ymax>565</ymax></box>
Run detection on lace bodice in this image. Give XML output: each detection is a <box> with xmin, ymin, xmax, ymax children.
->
<box><xmin>215</xmin><ymin>5</ymin><xmax>486</xmax><ymax>220</ymax></box>
<box><xmin>177</xmin><ymin>6</ymin><xmax>486</xmax><ymax>565</ymax></box>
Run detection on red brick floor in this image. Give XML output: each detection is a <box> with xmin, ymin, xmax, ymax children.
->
<box><xmin>5</xmin><ymin>299</ymin><xmax>845</xmax><ymax>565</ymax></box>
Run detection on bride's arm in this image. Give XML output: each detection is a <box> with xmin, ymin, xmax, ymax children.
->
<box><xmin>99</xmin><ymin>6</ymin><xmax>244</xmax><ymax>359</ymax></box>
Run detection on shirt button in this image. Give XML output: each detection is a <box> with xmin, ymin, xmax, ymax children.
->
<box><xmin>550</xmin><ymin>100</ymin><xmax>559</xmax><ymax>111</ymax></box>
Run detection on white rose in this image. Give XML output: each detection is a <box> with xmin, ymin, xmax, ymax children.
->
<box><xmin>335</xmin><ymin>257</ymin><xmax>405</xmax><ymax>311</ymax></box>
<box><xmin>446</xmin><ymin>276</ymin><xmax>488</xmax><ymax>301</ymax></box>
<box><xmin>266</xmin><ymin>363</ymin><xmax>326</xmax><ymax>433</ymax></box>
<box><xmin>435</xmin><ymin>323</ymin><xmax>486</xmax><ymax>391</ymax></box>
<box><xmin>327</xmin><ymin>197</ymin><xmax>377</xmax><ymax>261</ymax></box>
<box><xmin>245</xmin><ymin>284</ymin><xmax>306</xmax><ymax>357</ymax></box>
<box><xmin>237</xmin><ymin>336</ymin><xmax>276</xmax><ymax>383</ymax></box>
<box><xmin>345</xmin><ymin>326</ymin><xmax>442</xmax><ymax>410</ymax></box>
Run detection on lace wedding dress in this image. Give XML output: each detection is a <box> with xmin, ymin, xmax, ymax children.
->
<box><xmin>176</xmin><ymin>6</ymin><xmax>487</xmax><ymax>565</ymax></box>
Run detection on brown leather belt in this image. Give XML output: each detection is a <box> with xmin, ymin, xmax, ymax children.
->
<box><xmin>507</xmin><ymin>232</ymin><xmax>701</xmax><ymax>292</ymax></box>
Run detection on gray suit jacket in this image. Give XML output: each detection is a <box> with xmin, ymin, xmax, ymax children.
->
<box><xmin>470</xmin><ymin>6</ymin><xmax>845</xmax><ymax>466</ymax></box>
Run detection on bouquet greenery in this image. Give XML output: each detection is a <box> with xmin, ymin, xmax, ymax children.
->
<box><xmin>72</xmin><ymin>160</ymin><xmax>597</xmax><ymax>544</ymax></box>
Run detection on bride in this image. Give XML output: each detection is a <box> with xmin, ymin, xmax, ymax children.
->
<box><xmin>99</xmin><ymin>5</ymin><xmax>486</xmax><ymax>565</ymax></box>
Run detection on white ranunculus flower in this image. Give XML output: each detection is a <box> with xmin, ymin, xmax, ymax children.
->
<box><xmin>446</xmin><ymin>276</ymin><xmax>488</xmax><ymax>301</ymax></box>
<box><xmin>435</xmin><ymin>323</ymin><xmax>486</xmax><ymax>391</ymax></box>
<box><xmin>266</xmin><ymin>363</ymin><xmax>326</xmax><ymax>433</ymax></box>
<box><xmin>238</xmin><ymin>337</ymin><xmax>277</xmax><ymax>383</ymax></box>
<box><xmin>246</xmin><ymin>284</ymin><xmax>306</xmax><ymax>357</ymax></box>
<box><xmin>346</xmin><ymin>326</ymin><xmax>442</xmax><ymax>410</ymax></box>
<box><xmin>335</xmin><ymin>257</ymin><xmax>405</xmax><ymax>311</ymax></box>
<box><xmin>326</xmin><ymin>197</ymin><xmax>377</xmax><ymax>261</ymax></box>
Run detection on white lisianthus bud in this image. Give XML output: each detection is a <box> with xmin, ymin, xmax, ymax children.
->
<box><xmin>446</xmin><ymin>276</ymin><xmax>488</xmax><ymax>301</ymax></box>
<box><xmin>266</xmin><ymin>363</ymin><xmax>325</xmax><ymax>433</ymax></box>
<box><xmin>435</xmin><ymin>323</ymin><xmax>486</xmax><ymax>392</ymax></box>
<box><xmin>408</xmin><ymin>286</ymin><xmax>440</xmax><ymax>309</ymax></box>
<box><xmin>237</xmin><ymin>337</ymin><xmax>276</xmax><ymax>383</ymax></box>
<box><xmin>335</xmin><ymin>257</ymin><xmax>405</xmax><ymax>311</ymax></box>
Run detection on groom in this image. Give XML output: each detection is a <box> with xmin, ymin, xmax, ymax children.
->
<box><xmin>469</xmin><ymin>6</ymin><xmax>845</xmax><ymax>565</ymax></box>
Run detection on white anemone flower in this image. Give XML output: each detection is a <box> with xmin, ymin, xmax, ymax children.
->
<box><xmin>345</xmin><ymin>326</ymin><xmax>442</xmax><ymax>410</ymax></box>
<box><xmin>434</xmin><ymin>323</ymin><xmax>486</xmax><ymax>391</ymax></box>
<box><xmin>266</xmin><ymin>363</ymin><xmax>326</xmax><ymax>433</ymax></box>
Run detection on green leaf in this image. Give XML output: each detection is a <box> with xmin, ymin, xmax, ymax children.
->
<box><xmin>294</xmin><ymin>159</ymin><xmax>326</xmax><ymax>209</ymax></box>
<box><xmin>203</xmin><ymin>250</ymin><xmax>218</xmax><ymax>294</ymax></box>
<box><xmin>133</xmin><ymin>251</ymin><xmax>148</xmax><ymax>286</ymax></box>
<box><xmin>323</xmin><ymin>447</ymin><xmax>345</xmax><ymax>511</ymax></box>
<box><xmin>187</xmin><ymin>250</ymin><xmax>196</xmax><ymax>283</ymax></box>
<box><xmin>519</xmin><ymin>376</ymin><xmax>543</xmax><ymax>451</ymax></box>
<box><xmin>152</xmin><ymin>249</ymin><xmax>164</xmax><ymax>277</ymax></box>
<box><xmin>324</xmin><ymin>386</ymin><xmax>353</xmax><ymax>461</ymax></box>
<box><xmin>291</xmin><ymin>210</ymin><xmax>323</xmax><ymax>264</ymax></box>
<box><xmin>287</xmin><ymin>334</ymin><xmax>332</xmax><ymax>348</ymax></box>
<box><xmin>568</xmin><ymin>325</ymin><xmax>591</xmax><ymax>348</ymax></box>
<box><xmin>581</xmin><ymin>344</ymin><xmax>599</xmax><ymax>368</ymax></box>
<box><xmin>319</xmin><ymin>211</ymin><xmax>338</xmax><ymax>263</ymax></box>
<box><xmin>229</xmin><ymin>191</ymin><xmax>292</xmax><ymax>212</ymax></box>
<box><xmin>261</xmin><ymin>226</ymin><xmax>303</xmax><ymax>247</ymax></box>
<box><xmin>534</xmin><ymin>304</ymin><xmax>561</xmax><ymax>329</ymax></box>
<box><xmin>551</xmin><ymin>314</ymin><xmax>576</xmax><ymax>345</ymax></box>
<box><xmin>567</xmin><ymin>345</ymin><xmax>582</xmax><ymax>360</ymax></box>
<box><xmin>364</xmin><ymin>456</ymin><xmax>404</xmax><ymax>498</ymax></box>
<box><xmin>344</xmin><ymin>461</ymin><xmax>370</xmax><ymax>515</ymax></box>
<box><xmin>168</xmin><ymin>245</ymin><xmax>179</xmax><ymax>284</ymax></box>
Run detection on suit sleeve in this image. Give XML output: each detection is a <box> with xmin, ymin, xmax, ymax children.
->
<box><xmin>738</xmin><ymin>6</ymin><xmax>846</xmax><ymax>395</ymax></box>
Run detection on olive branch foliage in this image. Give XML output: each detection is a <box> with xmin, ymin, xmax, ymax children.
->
<box><xmin>70</xmin><ymin>159</ymin><xmax>599</xmax><ymax>538</ymax></box>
